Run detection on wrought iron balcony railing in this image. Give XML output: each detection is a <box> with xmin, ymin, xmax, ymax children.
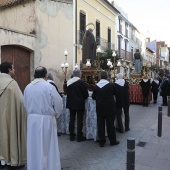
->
<box><xmin>77</xmin><ymin>30</ymin><xmax>115</xmax><ymax>50</ymax></box>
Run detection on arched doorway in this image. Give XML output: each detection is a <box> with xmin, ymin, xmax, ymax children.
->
<box><xmin>1</xmin><ymin>45</ymin><xmax>31</xmax><ymax>92</ymax></box>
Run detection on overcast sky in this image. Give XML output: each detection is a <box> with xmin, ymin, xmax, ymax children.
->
<box><xmin>108</xmin><ymin>0</ymin><xmax>170</xmax><ymax>46</ymax></box>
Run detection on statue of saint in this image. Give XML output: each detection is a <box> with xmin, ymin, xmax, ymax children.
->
<box><xmin>133</xmin><ymin>49</ymin><xmax>142</xmax><ymax>73</ymax></box>
<box><xmin>82</xmin><ymin>28</ymin><xmax>97</xmax><ymax>64</ymax></box>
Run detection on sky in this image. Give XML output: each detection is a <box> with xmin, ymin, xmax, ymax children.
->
<box><xmin>108</xmin><ymin>0</ymin><xmax>170</xmax><ymax>46</ymax></box>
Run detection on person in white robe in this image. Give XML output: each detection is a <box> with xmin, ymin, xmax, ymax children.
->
<box><xmin>24</xmin><ymin>66</ymin><xmax>63</xmax><ymax>170</ymax></box>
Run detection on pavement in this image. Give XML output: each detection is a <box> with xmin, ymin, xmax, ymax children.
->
<box><xmin>59</xmin><ymin>95</ymin><xmax>170</xmax><ymax>170</ymax></box>
<box><xmin>1</xmin><ymin>95</ymin><xmax>170</xmax><ymax>170</ymax></box>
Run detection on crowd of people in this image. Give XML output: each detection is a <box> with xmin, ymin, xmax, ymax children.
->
<box><xmin>0</xmin><ymin>61</ymin><xmax>170</xmax><ymax>169</ymax></box>
<box><xmin>140</xmin><ymin>74</ymin><xmax>170</xmax><ymax>107</ymax></box>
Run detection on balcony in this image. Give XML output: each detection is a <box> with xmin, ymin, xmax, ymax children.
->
<box><xmin>77</xmin><ymin>30</ymin><xmax>115</xmax><ymax>50</ymax></box>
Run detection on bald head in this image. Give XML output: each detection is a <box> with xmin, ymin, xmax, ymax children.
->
<box><xmin>34</xmin><ymin>66</ymin><xmax>47</xmax><ymax>79</ymax></box>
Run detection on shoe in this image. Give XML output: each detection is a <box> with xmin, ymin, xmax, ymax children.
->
<box><xmin>99</xmin><ymin>143</ymin><xmax>105</xmax><ymax>147</ymax></box>
<box><xmin>116</xmin><ymin>128</ymin><xmax>124</xmax><ymax>133</ymax></box>
<box><xmin>7</xmin><ymin>165</ymin><xmax>25</xmax><ymax>169</ymax></box>
<box><xmin>0</xmin><ymin>165</ymin><xmax>6</xmax><ymax>169</ymax></box>
<box><xmin>110</xmin><ymin>140</ymin><xmax>120</xmax><ymax>146</ymax></box>
<box><xmin>70</xmin><ymin>136</ymin><xmax>75</xmax><ymax>141</ymax></box>
<box><xmin>57</xmin><ymin>132</ymin><xmax>61</xmax><ymax>136</ymax></box>
<box><xmin>77</xmin><ymin>136</ymin><xmax>86</xmax><ymax>142</ymax></box>
<box><xmin>125</xmin><ymin>128</ymin><xmax>130</xmax><ymax>132</ymax></box>
<box><xmin>161</xmin><ymin>104</ymin><xmax>167</xmax><ymax>106</ymax></box>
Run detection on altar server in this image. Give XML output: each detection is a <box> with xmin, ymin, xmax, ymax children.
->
<box><xmin>24</xmin><ymin>66</ymin><xmax>63</xmax><ymax>170</ymax></box>
<box><xmin>92</xmin><ymin>71</ymin><xmax>119</xmax><ymax>147</ymax></box>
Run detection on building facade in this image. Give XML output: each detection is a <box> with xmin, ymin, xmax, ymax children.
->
<box><xmin>0</xmin><ymin>0</ymin><xmax>73</xmax><ymax>92</ymax></box>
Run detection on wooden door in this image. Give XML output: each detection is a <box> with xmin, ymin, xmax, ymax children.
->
<box><xmin>1</xmin><ymin>45</ymin><xmax>30</xmax><ymax>92</ymax></box>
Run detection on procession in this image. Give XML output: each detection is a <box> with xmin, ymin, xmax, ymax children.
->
<box><xmin>0</xmin><ymin>0</ymin><xmax>170</xmax><ymax>170</ymax></box>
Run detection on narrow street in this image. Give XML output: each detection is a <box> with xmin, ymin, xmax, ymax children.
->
<box><xmin>2</xmin><ymin>95</ymin><xmax>170</xmax><ymax>170</ymax></box>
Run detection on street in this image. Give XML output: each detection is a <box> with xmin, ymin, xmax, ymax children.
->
<box><xmin>2</xmin><ymin>95</ymin><xmax>170</xmax><ymax>170</ymax></box>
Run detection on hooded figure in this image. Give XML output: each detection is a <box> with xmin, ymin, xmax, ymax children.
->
<box><xmin>82</xmin><ymin>28</ymin><xmax>97</xmax><ymax>64</ymax></box>
<box><xmin>134</xmin><ymin>49</ymin><xmax>142</xmax><ymax>73</ymax></box>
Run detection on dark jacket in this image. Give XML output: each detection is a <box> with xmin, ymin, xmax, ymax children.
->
<box><xmin>160</xmin><ymin>78</ymin><xmax>170</xmax><ymax>96</ymax></box>
<box><xmin>92</xmin><ymin>81</ymin><xmax>116</xmax><ymax>114</ymax></box>
<box><xmin>151</xmin><ymin>80</ymin><xmax>160</xmax><ymax>93</ymax></box>
<box><xmin>66</xmin><ymin>78</ymin><xmax>88</xmax><ymax>110</ymax></box>
<box><xmin>114</xmin><ymin>80</ymin><xmax>130</xmax><ymax>108</ymax></box>
<box><xmin>140</xmin><ymin>79</ymin><xmax>151</xmax><ymax>95</ymax></box>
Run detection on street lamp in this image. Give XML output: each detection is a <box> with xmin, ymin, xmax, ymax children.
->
<box><xmin>75</xmin><ymin>63</ymin><xmax>78</xmax><ymax>69</ymax></box>
<box><xmin>112</xmin><ymin>51</ymin><xmax>116</xmax><ymax>78</ymax></box>
<box><xmin>61</xmin><ymin>50</ymin><xmax>69</xmax><ymax>94</ymax></box>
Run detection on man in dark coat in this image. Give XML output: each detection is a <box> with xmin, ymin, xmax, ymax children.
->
<box><xmin>82</xmin><ymin>28</ymin><xmax>96</xmax><ymax>64</ymax></box>
<box><xmin>151</xmin><ymin>77</ymin><xmax>160</xmax><ymax>104</ymax></box>
<box><xmin>140</xmin><ymin>75</ymin><xmax>151</xmax><ymax>107</ymax></box>
<box><xmin>66</xmin><ymin>69</ymin><xmax>88</xmax><ymax>142</ymax></box>
<box><xmin>114</xmin><ymin>73</ymin><xmax>130</xmax><ymax>133</ymax></box>
<box><xmin>92</xmin><ymin>71</ymin><xmax>119</xmax><ymax>147</ymax></box>
<box><xmin>159</xmin><ymin>74</ymin><xmax>170</xmax><ymax>106</ymax></box>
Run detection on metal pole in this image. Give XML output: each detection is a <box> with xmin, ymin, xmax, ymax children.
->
<box><xmin>114</xmin><ymin>56</ymin><xmax>115</xmax><ymax>78</ymax></box>
<box><xmin>126</xmin><ymin>138</ymin><xmax>135</xmax><ymax>170</ymax></box>
<box><xmin>167</xmin><ymin>96</ymin><xmax>170</xmax><ymax>117</ymax></box>
<box><xmin>157</xmin><ymin>106</ymin><xmax>162</xmax><ymax>137</ymax></box>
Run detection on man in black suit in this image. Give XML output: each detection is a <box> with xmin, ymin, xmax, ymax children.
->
<box><xmin>92</xmin><ymin>71</ymin><xmax>119</xmax><ymax>147</ymax></box>
<box><xmin>66</xmin><ymin>69</ymin><xmax>88</xmax><ymax>142</ymax></box>
<box><xmin>114</xmin><ymin>73</ymin><xmax>130</xmax><ymax>133</ymax></box>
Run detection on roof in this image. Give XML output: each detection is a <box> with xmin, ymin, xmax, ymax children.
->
<box><xmin>0</xmin><ymin>0</ymin><xmax>30</xmax><ymax>9</ymax></box>
<box><xmin>103</xmin><ymin>0</ymin><xmax>120</xmax><ymax>13</ymax></box>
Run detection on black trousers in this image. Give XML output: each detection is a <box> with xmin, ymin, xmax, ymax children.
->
<box><xmin>117</xmin><ymin>107</ymin><xmax>129</xmax><ymax>130</ymax></box>
<box><xmin>153</xmin><ymin>92</ymin><xmax>158</xmax><ymax>102</ymax></box>
<box><xmin>143</xmin><ymin>94</ymin><xmax>148</xmax><ymax>106</ymax></box>
<box><xmin>97</xmin><ymin>111</ymin><xmax>116</xmax><ymax>145</ymax></box>
<box><xmin>162</xmin><ymin>95</ymin><xmax>167</xmax><ymax>105</ymax></box>
<box><xmin>69</xmin><ymin>110</ymin><xmax>84</xmax><ymax>139</ymax></box>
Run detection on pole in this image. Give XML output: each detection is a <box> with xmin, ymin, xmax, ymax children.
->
<box><xmin>114</xmin><ymin>56</ymin><xmax>115</xmax><ymax>78</ymax></box>
<box><xmin>157</xmin><ymin>106</ymin><xmax>162</xmax><ymax>137</ymax></box>
<box><xmin>126</xmin><ymin>138</ymin><xmax>135</xmax><ymax>170</ymax></box>
<box><xmin>167</xmin><ymin>96</ymin><xmax>170</xmax><ymax>117</ymax></box>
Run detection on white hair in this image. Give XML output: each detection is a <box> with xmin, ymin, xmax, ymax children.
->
<box><xmin>116</xmin><ymin>73</ymin><xmax>123</xmax><ymax>79</ymax></box>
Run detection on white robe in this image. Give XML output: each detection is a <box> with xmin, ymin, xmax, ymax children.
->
<box><xmin>24</xmin><ymin>78</ymin><xmax>63</xmax><ymax>170</ymax></box>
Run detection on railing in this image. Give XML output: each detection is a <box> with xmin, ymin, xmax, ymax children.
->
<box><xmin>77</xmin><ymin>30</ymin><xmax>115</xmax><ymax>50</ymax></box>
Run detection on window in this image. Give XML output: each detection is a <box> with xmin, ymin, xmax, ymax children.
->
<box><xmin>125</xmin><ymin>23</ymin><xmax>128</xmax><ymax>38</ymax></box>
<box><xmin>108</xmin><ymin>28</ymin><xmax>111</xmax><ymax>49</ymax></box>
<box><xmin>118</xmin><ymin>17</ymin><xmax>122</xmax><ymax>34</ymax></box>
<box><xmin>79</xmin><ymin>11</ymin><xmax>86</xmax><ymax>44</ymax></box>
<box><xmin>96</xmin><ymin>20</ymin><xmax>100</xmax><ymax>45</ymax></box>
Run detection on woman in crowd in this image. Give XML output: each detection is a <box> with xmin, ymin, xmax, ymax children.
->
<box><xmin>151</xmin><ymin>76</ymin><xmax>160</xmax><ymax>104</ymax></box>
<box><xmin>140</xmin><ymin>75</ymin><xmax>151</xmax><ymax>107</ymax></box>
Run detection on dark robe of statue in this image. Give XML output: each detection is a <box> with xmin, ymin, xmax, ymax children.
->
<box><xmin>133</xmin><ymin>49</ymin><xmax>142</xmax><ymax>73</ymax></box>
<box><xmin>82</xmin><ymin>28</ymin><xmax>96</xmax><ymax>64</ymax></box>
